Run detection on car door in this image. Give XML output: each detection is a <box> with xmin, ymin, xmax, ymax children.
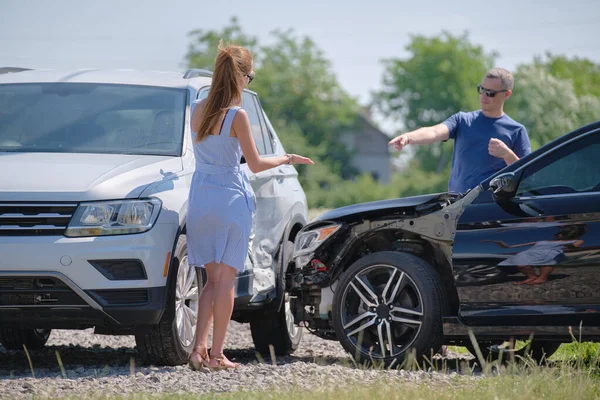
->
<box><xmin>453</xmin><ymin>128</ymin><xmax>600</xmax><ymax>327</ymax></box>
<box><xmin>241</xmin><ymin>90</ymin><xmax>288</xmax><ymax>295</ymax></box>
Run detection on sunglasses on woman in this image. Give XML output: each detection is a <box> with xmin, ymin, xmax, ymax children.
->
<box><xmin>477</xmin><ymin>84</ymin><xmax>508</xmax><ymax>98</ymax></box>
<box><xmin>246</xmin><ymin>72</ymin><xmax>255</xmax><ymax>84</ymax></box>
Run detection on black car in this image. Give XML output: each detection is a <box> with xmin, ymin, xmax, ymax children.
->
<box><xmin>289</xmin><ymin>120</ymin><xmax>600</xmax><ymax>366</ymax></box>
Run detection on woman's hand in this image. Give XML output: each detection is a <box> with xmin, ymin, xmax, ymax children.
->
<box><xmin>289</xmin><ymin>154</ymin><xmax>314</xmax><ymax>165</ymax></box>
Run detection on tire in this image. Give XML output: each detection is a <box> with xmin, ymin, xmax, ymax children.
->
<box><xmin>453</xmin><ymin>264</ymin><xmax>506</xmax><ymax>287</ymax></box>
<box><xmin>250</xmin><ymin>240</ymin><xmax>303</xmax><ymax>356</ymax></box>
<box><xmin>0</xmin><ymin>328</ymin><xmax>51</xmax><ymax>350</ymax></box>
<box><xmin>135</xmin><ymin>234</ymin><xmax>200</xmax><ymax>366</ymax></box>
<box><xmin>466</xmin><ymin>339</ymin><xmax>561</xmax><ymax>364</ymax></box>
<box><xmin>332</xmin><ymin>251</ymin><xmax>445</xmax><ymax>367</ymax></box>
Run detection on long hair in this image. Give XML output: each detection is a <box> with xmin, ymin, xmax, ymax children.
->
<box><xmin>194</xmin><ymin>40</ymin><xmax>253</xmax><ymax>142</ymax></box>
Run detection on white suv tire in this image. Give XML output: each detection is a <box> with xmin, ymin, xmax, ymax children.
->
<box><xmin>135</xmin><ymin>234</ymin><xmax>200</xmax><ymax>365</ymax></box>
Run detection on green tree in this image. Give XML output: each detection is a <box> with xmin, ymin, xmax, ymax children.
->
<box><xmin>374</xmin><ymin>31</ymin><xmax>497</xmax><ymax>173</ymax></box>
<box><xmin>506</xmin><ymin>65</ymin><xmax>600</xmax><ymax>149</ymax></box>
<box><xmin>184</xmin><ymin>17</ymin><xmax>361</xmax><ymax>181</ymax></box>
<box><xmin>252</xmin><ymin>29</ymin><xmax>360</xmax><ymax>177</ymax></box>
<box><xmin>185</xmin><ymin>17</ymin><xmax>258</xmax><ymax>71</ymax></box>
<box><xmin>533</xmin><ymin>53</ymin><xmax>600</xmax><ymax>98</ymax></box>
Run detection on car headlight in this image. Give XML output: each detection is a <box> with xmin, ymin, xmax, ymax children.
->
<box><xmin>293</xmin><ymin>224</ymin><xmax>341</xmax><ymax>258</ymax></box>
<box><xmin>65</xmin><ymin>198</ymin><xmax>162</xmax><ymax>237</ymax></box>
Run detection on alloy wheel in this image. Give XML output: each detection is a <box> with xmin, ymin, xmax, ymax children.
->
<box><xmin>175</xmin><ymin>255</ymin><xmax>199</xmax><ymax>348</ymax></box>
<box><xmin>339</xmin><ymin>264</ymin><xmax>424</xmax><ymax>359</ymax></box>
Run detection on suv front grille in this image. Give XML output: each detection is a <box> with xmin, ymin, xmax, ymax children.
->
<box><xmin>0</xmin><ymin>202</ymin><xmax>77</xmax><ymax>236</ymax></box>
<box><xmin>0</xmin><ymin>277</ymin><xmax>87</xmax><ymax>306</ymax></box>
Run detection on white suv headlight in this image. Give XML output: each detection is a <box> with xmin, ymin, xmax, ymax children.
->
<box><xmin>293</xmin><ymin>224</ymin><xmax>341</xmax><ymax>257</ymax></box>
<box><xmin>65</xmin><ymin>198</ymin><xmax>162</xmax><ymax>237</ymax></box>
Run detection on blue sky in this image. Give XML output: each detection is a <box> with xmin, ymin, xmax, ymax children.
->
<box><xmin>1</xmin><ymin>0</ymin><xmax>598</xmax><ymax>132</ymax></box>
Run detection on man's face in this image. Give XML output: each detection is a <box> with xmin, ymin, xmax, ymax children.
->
<box><xmin>479</xmin><ymin>77</ymin><xmax>511</xmax><ymax>112</ymax></box>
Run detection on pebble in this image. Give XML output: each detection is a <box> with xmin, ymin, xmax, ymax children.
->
<box><xmin>0</xmin><ymin>321</ymin><xmax>472</xmax><ymax>398</ymax></box>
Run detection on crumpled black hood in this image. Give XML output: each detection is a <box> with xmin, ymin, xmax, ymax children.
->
<box><xmin>314</xmin><ymin>192</ymin><xmax>457</xmax><ymax>222</ymax></box>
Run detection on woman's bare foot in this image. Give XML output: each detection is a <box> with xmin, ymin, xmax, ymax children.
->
<box><xmin>513</xmin><ymin>266</ymin><xmax>538</xmax><ymax>285</ymax></box>
<box><xmin>528</xmin><ymin>267</ymin><xmax>554</xmax><ymax>284</ymax></box>
<box><xmin>207</xmin><ymin>354</ymin><xmax>239</xmax><ymax>370</ymax></box>
<box><xmin>527</xmin><ymin>276</ymin><xmax>549</xmax><ymax>285</ymax></box>
<box><xmin>529</xmin><ymin>267</ymin><xmax>554</xmax><ymax>285</ymax></box>
<box><xmin>513</xmin><ymin>276</ymin><xmax>539</xmax><ymax>285</ymax></box>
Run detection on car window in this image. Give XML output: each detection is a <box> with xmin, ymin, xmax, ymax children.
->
<box><xmin>262</xmin><ymin>111</ymin><xmax>280</xmax><ymax>152</ymax></box>
<box><xmin>242</xmin><ymin>91</ymin><xmax>267</xmax><ymax>155</ymax></box>
<box><xmin>516</xmin><ymin>131</ymin><xmax>600</xmax><ymax>197</ymax></box>
<box><xmin>255</xmin><ymin>98</ymin><xmax>274</xmax><ymax>154</ymax></box>
<box><xmin>0</xmin><ymin>83</ymin><xmax>186</xmax><ymax>156</ymax></box>
<box><xmin>197</xmin><ymin>89</ymin><xmax>208</xmax><ymax>100</ymax></box>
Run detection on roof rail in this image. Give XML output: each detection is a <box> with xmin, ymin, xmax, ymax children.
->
<box><xmin>183</xmin><ymin>69</ymin><xmax>213</xmax><ymax>79</ymax></box>
<box><xmin>0</xmin><ymin>67</ymin><xmax>32</xmax><ymax>75</ymax></box>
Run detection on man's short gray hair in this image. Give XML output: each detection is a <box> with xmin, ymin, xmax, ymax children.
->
<box><xmin>485</xmin><ymin>68</ymin><xmax>514</xmax><ymax>90</ymax></box>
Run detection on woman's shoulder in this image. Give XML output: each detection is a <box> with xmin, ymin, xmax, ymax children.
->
<box><xmin>191</xmin><ymin>98</ymin><xmax>207</xmax><ymax>118</ymax></box>
<box><xmin>231</xmin><ymin>107</ymin><xmax>248</xmax><ymax>120</ymax></box>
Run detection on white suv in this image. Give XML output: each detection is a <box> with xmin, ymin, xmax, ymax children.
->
<box><xmin>0</xmin><ymin>68</ymin><xmax>308</xmax><ymax>365</ymax></box>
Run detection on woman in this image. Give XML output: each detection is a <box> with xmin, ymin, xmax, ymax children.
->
<box><xmin>186</xmin><ymin>40</ymin><xmax>314</xmax><ymax>371</ymax></box>
<box><xmin>482</xmin><ymin>224</ymin><xmax>585</xmax><ymax>285</ymax></box>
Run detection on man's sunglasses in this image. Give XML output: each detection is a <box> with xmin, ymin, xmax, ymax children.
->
<box><xmin>246</xmin><ymin>72</ymin><xmax>255</xmax><ymax>84</ymax></box>
<box><xmin>477</xmin><ymin>84</ymin><xmax>508</xmax><ymax>98</ymax></box>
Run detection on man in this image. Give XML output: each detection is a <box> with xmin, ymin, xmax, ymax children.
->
<box><xmin>388</xmin><ymin>68</ymin><xmax>531</xmax><ymax>193</ymax></box>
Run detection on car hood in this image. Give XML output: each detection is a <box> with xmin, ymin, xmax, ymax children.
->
<box><xmin>314</xmin><ymin>193</ymin><xmax>457</xmax><ymax>222</ymax></box>
<box><xmin>0</xmin><ymin>152</ymin><xmax>183</xmax><ymax>201</ymax></box>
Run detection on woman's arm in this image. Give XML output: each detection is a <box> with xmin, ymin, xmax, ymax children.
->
<box><xmin>233</xmin><ymin>109</ymin><xmax>313</xmax><ymax>173</ymax></box>
<box><xmin>481</xmin><ymin>239</ymin><xmax>536</xmax><ymax>248</ymax></box>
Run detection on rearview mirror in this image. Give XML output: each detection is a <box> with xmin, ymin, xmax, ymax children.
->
<box><xmin>489</xmin><ymin>172</ymin><xmax>516</xmax><ymax>201</ymax></box>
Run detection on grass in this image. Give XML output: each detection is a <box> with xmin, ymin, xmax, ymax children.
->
<box><xmin>12</xmin><ymin>339</ymin><xmax>600</xmax><ymax>400</ymax></box>
<box><xmin>448</xmin><ymin>340</ymin><xmax>600</xmax><ymax>364</ymax></box>
<box><xmin>100</xmin><ymin>363</ymin><xmax>600</xmax><ymax>400</ymax></box>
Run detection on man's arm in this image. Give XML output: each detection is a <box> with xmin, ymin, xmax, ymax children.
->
<box><xmin>488</xmin><ymin>138</ymin><xmax>519</xmax><ymax>165</ymax></box>
<box><xmin>489</xmin><ymin>127</ymin><xmax>530</xmax><ymax>166</ymax></box>
<box><xmin>388</xmin><ymin>123</ymin><xmax>450</xmax><ymax>151</ymax></box>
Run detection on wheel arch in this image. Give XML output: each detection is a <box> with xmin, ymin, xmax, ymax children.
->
<box><xmin>330</xmin><ymin>227</ymin><xmax>459</xmax><ymax>316</ymax></box>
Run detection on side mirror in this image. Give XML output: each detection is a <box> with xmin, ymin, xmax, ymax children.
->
<box><xmin>489</xmin><ymin>172</ymin><xmax>516</xmax><ymax>201</ymax></box>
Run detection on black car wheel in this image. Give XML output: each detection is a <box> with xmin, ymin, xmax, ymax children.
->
<box><xmin>467</xmin><ymin>339</ymin><xmax>561</xmax><ymax>364</ymax></box>
<box><xmin>0</xmin><ymin>328</ymin><xmax>51</xmax><ymax>350</ymax></box>
<box><xmin>332</xmin><ymin>251</ymin><xmax>445</xmax><ymax>367</ymax></box>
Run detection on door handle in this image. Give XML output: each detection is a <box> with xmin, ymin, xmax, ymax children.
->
<box><xmin>519</xmin><ymin>202</ymin><xmax>544</xmax><ymax>217</ymax></box>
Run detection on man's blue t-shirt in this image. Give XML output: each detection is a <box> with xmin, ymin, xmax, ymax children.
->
<box><xmin>442</xmin><ymin>110</ymin><xmax>531</xmax><ymax>193</ymax></box>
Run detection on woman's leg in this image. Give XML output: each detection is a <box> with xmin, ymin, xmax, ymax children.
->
<box><xmin>513</xmin><ymin>265</ymin><xmax>538</xmax><ymax>284</ymax></box>
<box><xmin>190</xmin><ymin>263</ymin><xmax>217</xmax><ymax>363</ymax></box>
<box><xmin>528</xmin><ymin>266</ymin><xmax>554</xmax><ymax>284</ymax></box>
<box><xmin>208</xmin><ymin>262</ymin><xmax>238</xmax><ymax>368</ymax></box>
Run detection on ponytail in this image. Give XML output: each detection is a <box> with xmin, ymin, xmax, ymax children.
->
<box><xmin>194</xmin><ymin>40</ymin><xmax>253</xmax><ymax>142</ymax></box>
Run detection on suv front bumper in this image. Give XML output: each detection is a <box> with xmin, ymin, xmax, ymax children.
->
<box><xmin>0</xmin><ymin>223</ymin><xmax>178</xmax><ymax>329</ymax></box>
<box><xmin>0</xmin><ymin>271</ymin><xmax>168</xmax><ymax>329</ymax></box>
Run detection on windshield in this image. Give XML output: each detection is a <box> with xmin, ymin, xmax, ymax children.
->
<box><xmin>0</xmin><ymin>83</ymin><xmax>187</xmax><ymax>156</ymax></box>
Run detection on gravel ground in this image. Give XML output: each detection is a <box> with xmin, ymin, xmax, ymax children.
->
<box><xmin>0</xmin><ymin>322</ymin><xmax>474</xmax><ymax>399</ymax></box>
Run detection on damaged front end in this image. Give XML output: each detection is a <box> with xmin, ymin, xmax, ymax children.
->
<box><xmin>290</xmin><ymin>189</ymin><xmax>480</xmax><ymax>340</ymax></box>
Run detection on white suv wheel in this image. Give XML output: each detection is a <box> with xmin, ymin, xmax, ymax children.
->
<box><xmin>175</xmin><ymin>255</ymin><xmax>199</xmax><ymax>348</ymax></box>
